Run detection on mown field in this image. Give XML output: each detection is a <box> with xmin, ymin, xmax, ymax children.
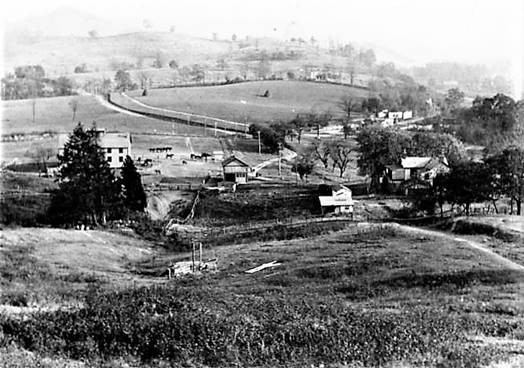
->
<box><xmin>1</xmin><ymin>95</ymin><xmax>209</xmax><ymax>136</ymax></box>
<box><xmin>1</xmin><ymin>225</ymin><xmax>523</xmax><ymax>367</ymax></box>
<box><xmin>130</xmin><ymin>80</ymin><xmax>370</xmax><ymax>125</ymax></box>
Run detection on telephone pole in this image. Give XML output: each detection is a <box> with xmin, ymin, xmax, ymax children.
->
<box><xmin>258</xmin><ymin>130</ymin><xmax>261</xmax><ymax>155</ymax></box>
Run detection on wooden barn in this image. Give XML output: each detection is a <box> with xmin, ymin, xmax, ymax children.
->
<box><xmin>222</xmin><ymin>156</ymin><xmax>250</xmax><ymax>184</ymax></box>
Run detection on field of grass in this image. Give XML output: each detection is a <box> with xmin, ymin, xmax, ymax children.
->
<box><xmin>130</xmin><ymin>80</ymin><xmax>370</xmax><ymax>125</ymax></box>
<box><xmin>1</xmin><ymin>95</ymin><xmax>209</xmax><ymax>136</ymax></box>
<box><xmin>1</xmin><ymin>225</ymin><xmax>523</xmax><ymax>367</ymax></box>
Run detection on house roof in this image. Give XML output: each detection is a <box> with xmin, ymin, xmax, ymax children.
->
<box><xmin>332</xmin><ymin>184</ymin><xmax>351</xmax><ymax>193</ymax></box>
<box><xmin>100</xmin><ymin>133</ymin><xmax>130</xmax><ymax>148</ymax></box>
<box><xmin>319</xmin><ymin>196</ymin><xmax>354</xmax><ymax>207</ymax></box>
<box><xmin>222</xmin><ymin>155</ymin><xmax>250</xmax><ymax>167</ymax></box>
<box><xmin>57</xmin><ymin>132</ymin><xmax>130</xmax><ymax>149</ymax></box>
<box><xmin>401</xmin><ymin>157</ymin><xmax>432</xmax><ymax>169</ymax></box>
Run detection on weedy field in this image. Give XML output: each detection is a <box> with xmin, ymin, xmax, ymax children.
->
<box><xmin>129</xmin><ymin>80</ymin><xmax>370</xmax><ymax>125</ymax></box>
<box><xmin>1</xmin><ymin>225</ymin><xmax>523</xmax><ymax>367</ymax></box>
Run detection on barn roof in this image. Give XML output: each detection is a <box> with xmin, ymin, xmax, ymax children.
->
<box><xmin>222</xmin><ymin>155</ymin><xmax>250</xmax><ymax>167</ymax></box>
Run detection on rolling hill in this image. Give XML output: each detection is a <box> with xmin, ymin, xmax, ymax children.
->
<box><xmin>129</xmin><ymin>80</ymin><xmax>371</xmax><ymax>124</ymax></box>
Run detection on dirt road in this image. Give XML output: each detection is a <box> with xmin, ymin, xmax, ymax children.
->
<box><xmin>393</xmin><ymin>223</ymin><xmax>524</xmax><ymax>272</ymax></box>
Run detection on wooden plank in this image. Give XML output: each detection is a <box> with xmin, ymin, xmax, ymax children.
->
<box><xmin>245</xmin><ymin>261</ymin><xmax>281</xmax><ymax>274</ymax></box>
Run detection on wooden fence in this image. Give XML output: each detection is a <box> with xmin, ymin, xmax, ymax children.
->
<box><xmin>108</xmin><ymin>93</ymin><xmax>250</xmax><ymax>134</ymax></box>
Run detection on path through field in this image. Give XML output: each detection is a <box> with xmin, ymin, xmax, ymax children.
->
<box><xmin>394</xmin><ymin>223</ymin><xmax>524</xmax><ymax>271</ymax></box>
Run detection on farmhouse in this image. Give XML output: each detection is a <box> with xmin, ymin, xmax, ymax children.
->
<box><xmin>58</xmin><ymin>129</ymin><xmax>132</xmax><ymax>169</ymax></box>
<box><xmin>385</xmin><ymin>156</ymin><xmax>449</xmax><ymax>191</ymax></box>
<box><xmin>222</xmin><ymin>156</ymin><xmax>251</xmax><ymax>184</ymax></box>
<box><xmin>318</xmin><ymin>184</ymin><xmax>354</xmax><ymax>216</ymax></box>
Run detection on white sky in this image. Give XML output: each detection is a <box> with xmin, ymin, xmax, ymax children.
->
<box><xmin>1</xmin><ymin>0</ymin><xmax>523</xmax><ymax>71</ymax></box>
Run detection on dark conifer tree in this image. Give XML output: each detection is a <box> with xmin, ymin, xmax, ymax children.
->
<box><xmin>121</xmin><ymin>155</ymin><xmax>147</xmax><ymax>212</ymax></box>
<box><xmin>50</xmin><ymin>123</ymin><xmax>124</xmax><ymax>226</ymax></box>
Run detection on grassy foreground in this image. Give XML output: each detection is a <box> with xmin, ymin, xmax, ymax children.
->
<box><xmin>1</xmin><ymin>225</ymin><xmax>523</xmax><ymax>367</ymax></box>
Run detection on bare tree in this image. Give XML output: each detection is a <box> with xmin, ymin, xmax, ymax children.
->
<box><xmin>68</xmin><ymin>99</ymin><xmax>79</xmax><ymax>122</ymax></box>
<box><xmin>31</xmin><ymin>99</ymin><xmax>36</xmax><ymax>124</ymax></box>
<box><xmin>329</xmin><ymin>139</ymin><xmax>356</xmax><ymax>178</ymax></box>
<box><xmin>138</xmin><ymin>71</ymin><xmax>152</xmax><ymax>89</ymax></box>
<box><xmin>339</xmin><ymin>96</ymin><xmax>357</xmax><ymax>119</ymax></box>
<box><xmin>312</xmin><ymin>140</ymin><xmax>331</xmax><ymax>169</ymax></box>
<box><xmin>26</xmin><ymin>144</ymin><xmax>55</xmax><ymax>176</ymax></box>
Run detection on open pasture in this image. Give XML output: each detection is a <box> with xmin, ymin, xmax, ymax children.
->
<box><xmin>1</xmin><ymin>95</ymin><xmax>209</xmax><ymax>136</ymax></box>
<box><xmin>130</xmin><ymin>80</ymin><xmax>370</xmax><ymax>125</ymax></box>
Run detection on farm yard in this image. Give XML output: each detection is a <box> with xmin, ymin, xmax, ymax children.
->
<box><xmin>1</xmin><ymin>224</ymin><xmax>523</xmax><ymax>367</ymax></box>
<box><xmin>129</xmin><ymin>80</ymin><xmax>370</xmax><ymax>125</ymax></box>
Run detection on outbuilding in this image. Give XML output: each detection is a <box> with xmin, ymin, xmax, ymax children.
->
<box><xmin>318</xmin><ymin>184</ymin><xmax>354</xmax><ymax>216</ymax></box>
<box><xmin>222</xmin><ymin>156</ymin><xmax>250</xmax><ymax>184</ymax></box>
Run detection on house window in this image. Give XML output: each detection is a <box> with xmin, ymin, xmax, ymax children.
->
<box><xmin>107</xmin><ymin>157</ymin><xmax>112</xmax><ymax>162</ymax></box>
<box><xmin>107</xmin><ymin>148</ymin><xmax>112</xmax><ymax>153</ymax></box>
<box><xmin>119</xmin><ymin>148</ymin><xmax>124</xmax><ymax>153</ymax></box>
<box><xmin>119</xmin><ymin>156</ymin><xmax>124</xmax><ymax>162</ymax></box>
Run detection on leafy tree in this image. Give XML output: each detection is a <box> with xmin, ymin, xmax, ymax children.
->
<box><xmin>168</xmin><ymin>60</ymin><xmax>179</xmax><ymax>69</ymax></box>
<box><xmin>121</xmin><ymin>156</ymin><xmax>147</xmax><ymax>212</ymax></box>
<box><xmin>114</xmin><ymin>70</ymin><xmax>135</xmax><ymax>91</ymax></box>
<box><xmin>50</xmin><ymin>123</ymin><xmax>124</xmax><ymax>226</ymax></box>
<box><xmin>487</xmin><ymin>146</ymin><xmax>524</xmax><ymax>215</ymax></box>
<box><xmin>410</xmin><ymin>132</ymin><xmax>465</xmax><ymax>165</ymax></box>
<box><xmin>294</xmin><ymin>155</ymin><xmax>315</xmax><ymax>181</ymax></box>
<box><xmin>342</xmin><ymin>123</ymin><xmax>353</xmax><ymax>139</ymax></box>
<box><xmin>248</xmin><ymin>124</ymin><xmax>284</xmax><ymax>153</ymax></box>
<box><xmin>445</xmin><ymin>161</ymin><xmax>488</xmax><ymax>216</ymax></box>
<box><xmin>361</xmin><ymin>97</ymin><xmax>381</xmax><ymax>114</ymax></box>
<box><xmin>444</xmin><ymin>88</ymin><xmax>464</xmax><ymax>111</ymax></box>
<box><xmin>356</xmin><ymin>126</ymin><xmax>411</xmax><ymax>190</ymax></box>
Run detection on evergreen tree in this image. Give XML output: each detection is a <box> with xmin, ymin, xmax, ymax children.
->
<box><xmin>50</xmin><ymin>123</ymin><xmax>123</xmax><ymax>226</ymax></box>
<box><xmin>121</xmin><ymin>155</ymin><xmax>147</xmax><ymax>212</ymax></box>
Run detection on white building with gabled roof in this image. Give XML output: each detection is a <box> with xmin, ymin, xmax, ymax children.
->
<box><xmin>58</xmin><ymin>129</ymin><xmax>132</xmax><ymax>169</ymax></box>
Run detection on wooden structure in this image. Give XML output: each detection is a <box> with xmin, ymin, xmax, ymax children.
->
<box><xmin>222</xmin><ymin>156</ymin><xmax>250</xmax><ymax>184</ymax></box>
<box><xmin>318</xmin><ymin>184</ymin><xmax>354</xmax><ymax>216</ymax></box>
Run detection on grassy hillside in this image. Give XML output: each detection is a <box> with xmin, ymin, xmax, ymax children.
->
<box><xmin>1</xmin><ymin>95</ymin><xmax>206</xmax><ymax>136</ymax></box>
<box><xmin>4</xmin><ymin>32</ymin><xmax>232</xmax><ymax>76</ymax></box>
<box><xmin>1</xmin><ymin>225</ymin><xmax>523</xmax><ymax>366</ymax></box>
<box><xmin>131</xmin><ymin>80</ymin><xmax>370</xmax><ymax>124</ymax></box>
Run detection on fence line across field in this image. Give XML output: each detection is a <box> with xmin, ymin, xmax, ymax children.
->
<box><xmin>108</xmin><ymin>93</ymin><xmax>250</xmax><ymax>134</ymax></box>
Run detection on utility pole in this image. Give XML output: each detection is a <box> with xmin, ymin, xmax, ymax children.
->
<box><xmin>258</xmin><ymin>130</ymin><xmax>261</xmax><ymax>155</ymax></box>
<box><xmin>278</xmin><ymin>142</ymin><xmax>282</xmax><ymax>179</ymax></box>
<box><xmin>214</xmin><ymin>121</ymin><xmax>217</xmax><ymax>137</ymax></box>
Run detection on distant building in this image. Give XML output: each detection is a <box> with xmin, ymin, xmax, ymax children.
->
<box><xmin>318</xmin><ymin>184</ymin><xmax>354</xmax><ymax>216</ymax></box>
<box><xmin>385</xmin><ymin>156</ymin><xmax>449</xmax><ymax>192</ymax></box>
<box><xmin>222</xmin><ymin>155</ymin><xmax>250</xmax><ymax>184</ymax></box>
<box><xmin>58</xmin><ymin>129</ymin><xmax>132</xmax><ymax>169</ymax></box>
<box><xmin>212</xmin><ymin>150</ymin><xmax>224</xmax><ymax>161</ymax></box>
